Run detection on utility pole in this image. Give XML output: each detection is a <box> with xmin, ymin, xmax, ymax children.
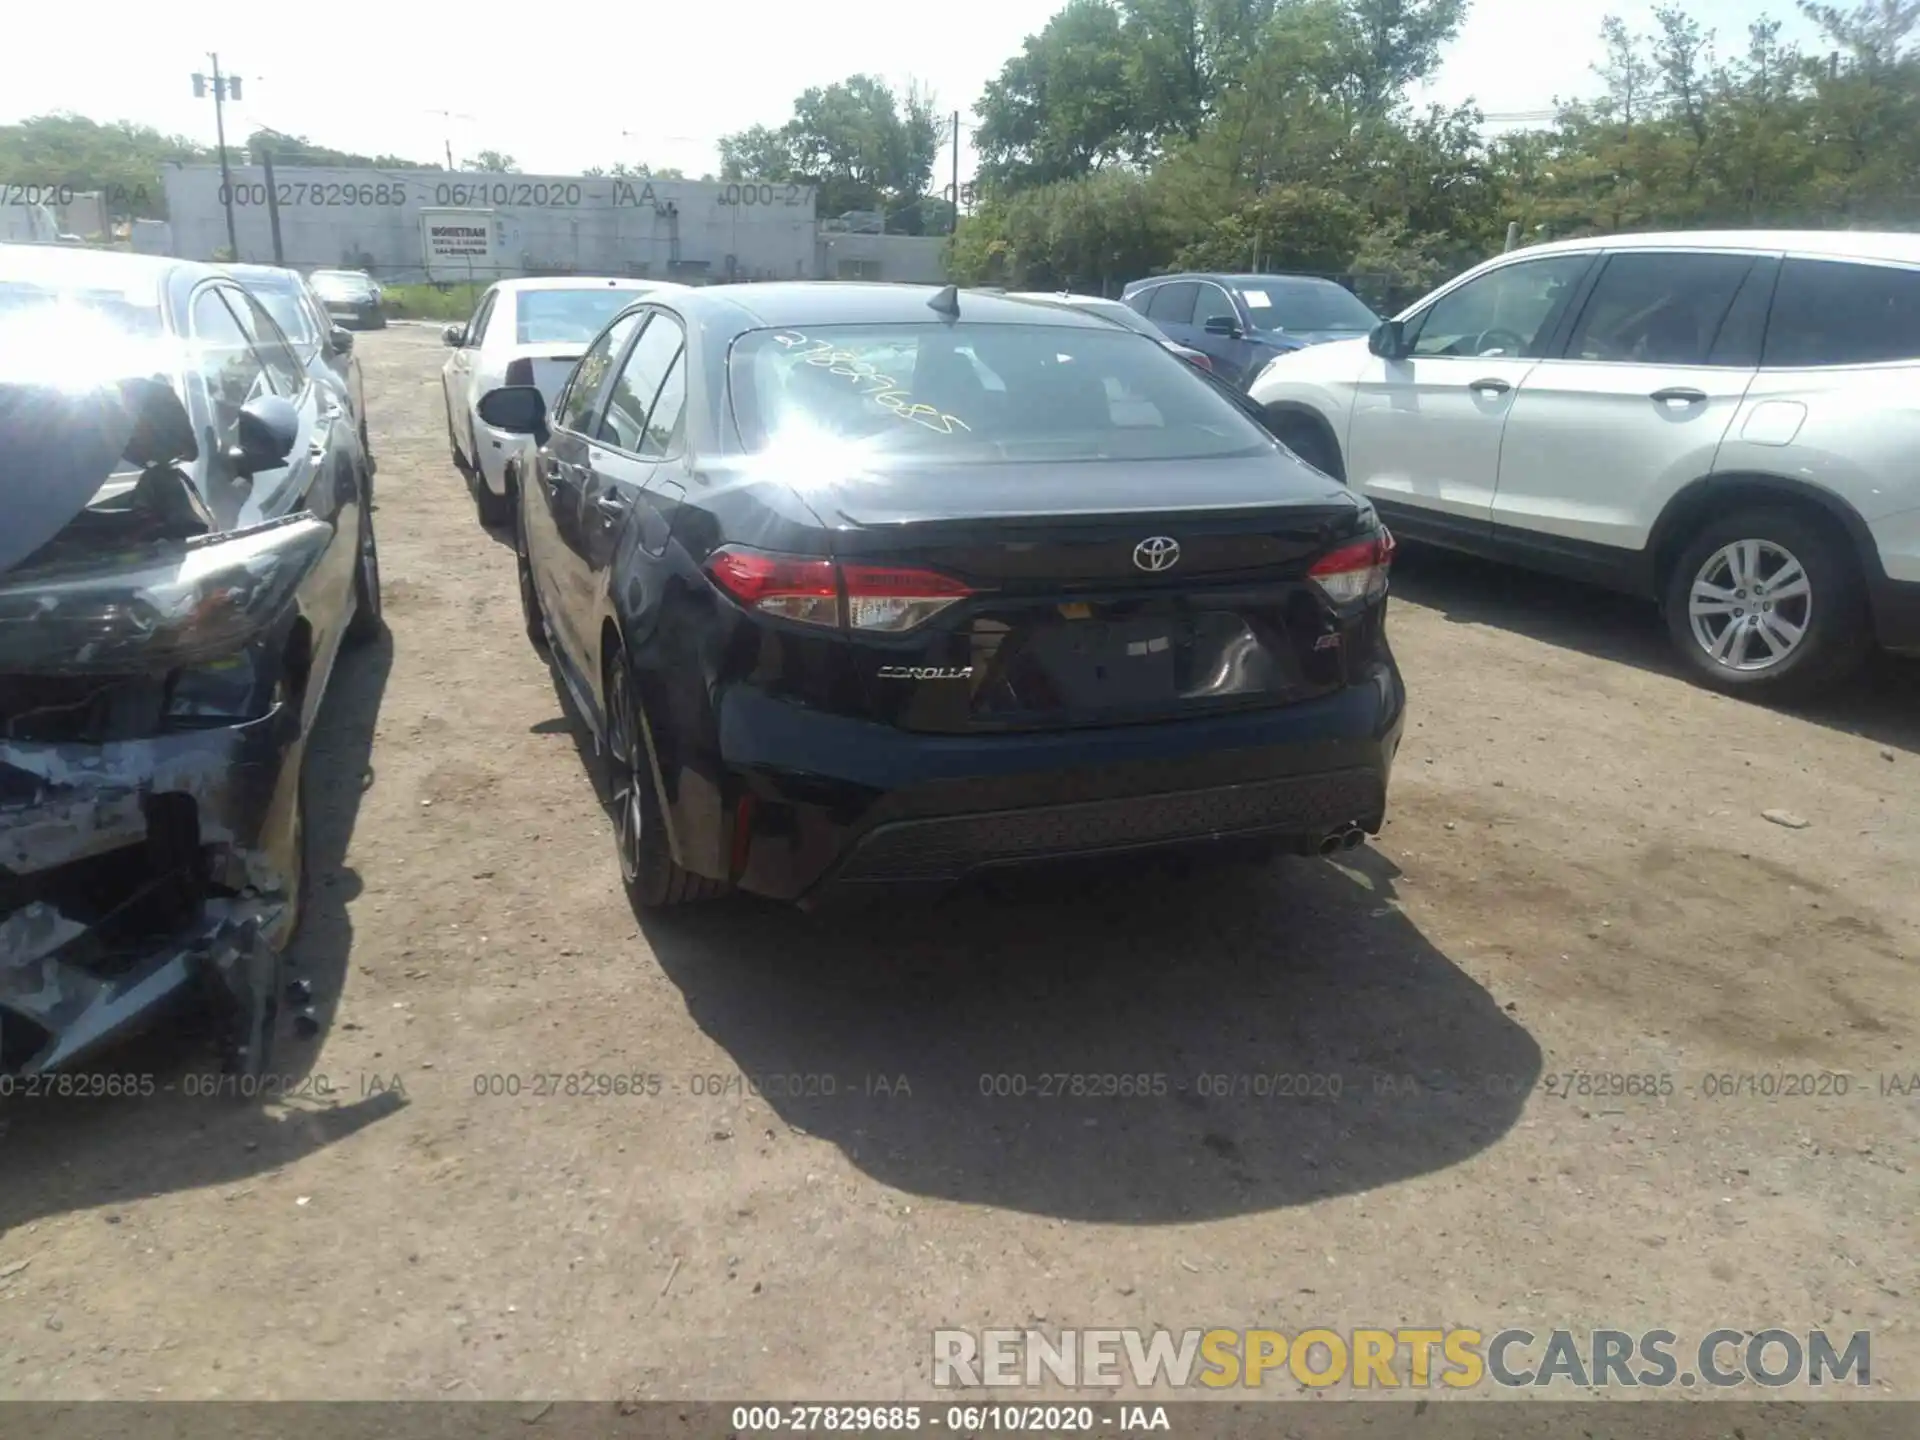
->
<box><xmin>950</xmin><ymin>111</ymin><xmax>960</xmax><ymax>236</ymax></box>
<box><xmin>260</xmin><ymin>143</ymin><xmax>285</xmax><ymax>265</ymax></box>
<box><xmin>192</xmin><ymin>54</ymin><xmax>243</xmax><ymax>259</ymax></box>
<box><xmin>427</xmin><ymin>111</ymin><xmax>472</xmax><ymax>171</ymax></box>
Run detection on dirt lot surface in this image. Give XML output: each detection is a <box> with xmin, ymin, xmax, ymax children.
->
<box><xmin>2</xmin><ymin>324</ymin><xmax>1915</xmax><ymax>1401</ymax></box>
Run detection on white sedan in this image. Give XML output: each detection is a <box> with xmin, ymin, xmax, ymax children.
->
<box><xmin>440</xmin><ymin>277</ymin><xmax>680</xmax><ymax>525</ymax></box>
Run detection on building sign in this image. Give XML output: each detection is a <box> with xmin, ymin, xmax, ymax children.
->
<box><xmin>421</xmin><ymin>207</ymin><xmax>496</xmax><ymax>280</ymax></box>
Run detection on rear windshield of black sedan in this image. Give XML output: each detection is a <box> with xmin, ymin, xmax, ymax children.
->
<box><xmin>730</xmin><ymin>322</ymin><xmax>1272</xmax><ymax>462</ymax></box>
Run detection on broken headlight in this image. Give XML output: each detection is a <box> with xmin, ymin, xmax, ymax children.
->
<box><xmin>0</xmin><ymin>513</ymin><xmax>333</xmax><ymax>677</ymax></box>
<box><xmin>165</xmin><ymin>649</ymin><xmax>274</xmax><ymax>726</ymax></box>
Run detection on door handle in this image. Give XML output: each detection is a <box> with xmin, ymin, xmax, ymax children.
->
<box><xmin>1468</xmin><ymin>377</ymin><xmax>1512</xmax><ymax>396</ymax></box>
<box><xmin>592</xmin><ymin>491</ymin><xmax>630</xmax><ymax>522</ymax></box>
<box><xmin>1651</xmin><ymin>387</ymin><xmax>1707</xmax><ymax>405</ymax></box>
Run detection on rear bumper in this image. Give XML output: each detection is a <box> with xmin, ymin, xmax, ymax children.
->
<box><xmin>476</xmin><ymin>424</ymin><xmax>533</xmax><ymax>497</ymax></box>
<box><xmin>327</xmin><ymin>303</ymin><xmax>384</xmax><ymax>329</ymax></box>
<box><xmin>715</xmin><ymin>660</ymin><xmax>1405</xmax><ymax>901</ymax></box>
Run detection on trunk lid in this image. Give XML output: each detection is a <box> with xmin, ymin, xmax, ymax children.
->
<box><xmin>801</xmin><ymin>454</ymin><xmax>1378</xmax><ymax>734</ymax></box>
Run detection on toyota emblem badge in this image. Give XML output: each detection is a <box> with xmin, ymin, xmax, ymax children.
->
<box><xmin>1133</xmin><ymin>536</ymin><xmax>1181</xmax><ymax>573</ymax></box>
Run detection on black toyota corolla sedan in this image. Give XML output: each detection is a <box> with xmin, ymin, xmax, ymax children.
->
<box><xmin>479</xmin><ymin>283</ymin><xmax>1404</xmax><ymax>908</ymax></box>
<box><xmin>0</xmin><ymin>243</ymin><xmax>381</xmax><ymax>1078</ymax></box>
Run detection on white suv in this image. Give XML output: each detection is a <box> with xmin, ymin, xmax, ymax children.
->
<box><xmin>1248</xmin><ymin>230</ymin><xmax>1920</xmax><ymax>698</ymax></box>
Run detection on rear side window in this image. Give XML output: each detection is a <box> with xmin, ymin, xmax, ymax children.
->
<box><xmin>1562</xmin><ymin>252</ymin><xmax>1756</xmax><ymax>366</ymax></box>
<box><xmin>553</xmin><ymin>310</ymin><xmax>640</xmax><ymax>435</ymax></box>
<box><xmin>465</xmin><ymin>291</ymin><xmax>496</xmax><ymax>347</ymax></box>
<box><xmin>517</xmin><ymin>288</ymin><xmax>641</xmax><ymax>345</ymax></box>
<box><xmin>1144</xmin><ymin>282</ymin><xmax>1198</xmax><ymax>325</ymax></box>
<box><xmin>729</xmin><ymin>322</ymin><xmax>1272</xmax><ymax>462</ymax></box>
<box><xmin>599</xmin><ymin>315</ymin><xmax>684</xmax><ymax>453</ymax></box>
<box><xmin>1763</xmin><ymin>258</ymin><xmax>1920</xmax><ymax>367</ymax></box>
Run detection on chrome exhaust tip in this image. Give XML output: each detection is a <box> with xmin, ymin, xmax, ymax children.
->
<box><xmin>1341</xmin><ymin>827</ymin><xmax>1366</xmax><ymax>851</ymax></box>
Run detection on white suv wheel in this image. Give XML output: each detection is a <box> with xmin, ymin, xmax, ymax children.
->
<box><xmin>1687</xmin><ymin>538</ymin><xmax>1813</xmax><ymax>672</ymax></box>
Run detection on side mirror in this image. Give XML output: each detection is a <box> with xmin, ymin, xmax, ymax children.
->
<box><xmin>329</xmin><ymin>327</ymin><xmax>355</xmax><ymax>356</ymax></box>
<box><xmin>1203</xmin><ymin>315</ymin><xmax>1241</xmax><ymax>338</ymax></box>
<box><xmin>477</xmin><ymin>385</ymin><xmax>549</xmax><ymax>446</ymax></box>
<box><xmin>230</xmin><ymin>394</ymin><xmax>301</xmax><ymax>476</ymax></box>
<box><xmin>1368</xmin><ymin>320</ymin><xmax>1408</xmax><ymax>359</ymax></box>
<box><xmin>442</xmin><ymin>324</ymin><xmax>465</xmax><ymax>347</ymax></box>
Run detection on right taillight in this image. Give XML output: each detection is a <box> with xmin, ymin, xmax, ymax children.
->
<box><xmin>704</xmin><ymin>547</ymin><xmax>973</xmax><ymax>632</ymax></box>
<box><xmin>1309</xmin><ymin>526</ymin><xmax>1393</xmax><ymax>605</ymax></box>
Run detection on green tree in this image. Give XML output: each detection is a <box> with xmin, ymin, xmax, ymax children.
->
<box><xmin>466</xmin><ymin>150</ymin><xmax>519</xmax><ymax>172</ymax></box>
<box><xmin>719</xmin><ymin>75</ymin><xmax>939</xmax><ymax>224</ymax></box>
<box><xmin>974</xmin><ymin>0</ymin><xmax>1138</xmax><ymax>188</ymax></box>
<box><xmin>0</xmin><ymin>114</ymin><xmax>202</xmax><ymax>219</ymax></box>
<box><xmin>245</xmin><ymin>130</ymin><xmax>429</xmax><ymax>168</ymax></box>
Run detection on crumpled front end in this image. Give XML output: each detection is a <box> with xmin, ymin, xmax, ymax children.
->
<box><xmin>0</xmin><ymin>516</ymin><xmax>332</xmax><ymax>1079</ymax></box>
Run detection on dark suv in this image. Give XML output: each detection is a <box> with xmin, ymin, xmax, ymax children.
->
<box><xmin>1122</xmin><ymin>273</ymin><xmax>1380</xmax><ymax>390</ymax></box>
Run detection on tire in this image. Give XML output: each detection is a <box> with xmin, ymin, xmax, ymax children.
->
<box><xmin>1272</xmin><ymin>412</ymin><xmax>1344</xmax><ymax>481</ymax></box>
<box><xmin>514</xmin><ymin>474</ymin><xmax>550</xmax><ymax>656</ymax></box>
<box><xmin>605</xmin><ymin>650</ymin><xmax>728</xmax><ymax>909</ymax></box>
<box><xmin>345</xmin><ymin>492</ymin><xmax>383</xmax><ymax>646</ymax></box>
<box><xmin>1662</xmin><ymin>506</ymin><xmax>1869</xmax><ymax>700</ymax></box>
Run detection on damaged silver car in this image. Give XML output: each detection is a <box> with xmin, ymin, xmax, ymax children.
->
<box><xmin>0</xmin><ymin>243</ymin><xmax>382</xmax><ymax>1081</ymax></box>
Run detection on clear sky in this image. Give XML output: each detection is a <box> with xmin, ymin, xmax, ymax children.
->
<box><xmin>4</xmin><ymin>0</ymin><xmax>1827</xmax><ymax>182</ymax></box>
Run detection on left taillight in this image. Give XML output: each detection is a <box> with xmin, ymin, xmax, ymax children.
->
<box><xmin>704</xmin><ymin>546</ymin><xmax>972</xmax><ymax>632</ymax></box>
<box><xmin>1308</xmin><ymin>526</ymin><xmax>1394</xmax><ymax>605</ymax></box>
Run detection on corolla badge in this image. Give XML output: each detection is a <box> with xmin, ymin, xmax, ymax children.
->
<box><xmin>1133</xmin><ymin>536</ymin><xmax>1181</xmax><ymax>572</ymax></box>
<box><xmin>877</xmin><ymin>666</ymin><xmax>973</xmax><ymax>680</ymax></box>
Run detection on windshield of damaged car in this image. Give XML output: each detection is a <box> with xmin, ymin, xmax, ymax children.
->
<box><xmin>516</xmin><ymin>289</ymin><xmax>642</xmax><ymax>344</ymax></box>
<box><xmin>0</xmin><ymin>280</ymin><xmax>165</xmax><ymax>340</ymax></box>
<box><xmin>729</xmin><ymin>322</ymin><xmax>1272</xmax><ymax>462</ymax></box>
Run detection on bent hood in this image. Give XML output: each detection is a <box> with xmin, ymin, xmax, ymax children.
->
<box><xmin>0</xmin><ymin>363</ymin><xmax>200</xmax><ymax>578</ymax></box>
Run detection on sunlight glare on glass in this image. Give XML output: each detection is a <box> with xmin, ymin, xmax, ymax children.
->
<box><xmin>0</xmin><ymin>300</ymin><xmax>169</xmax><ymax>393</ymax></box>
<box><xmin>749</xmin><ymin>408</ymin><xmax>893</xmax><ymax>495</ymax></box>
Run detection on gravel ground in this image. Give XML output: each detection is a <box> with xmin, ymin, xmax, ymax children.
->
<box><xmin>1</xmin><ymin>324</ymin><xmax>1914</xmax><ymax>1401</ymax></box>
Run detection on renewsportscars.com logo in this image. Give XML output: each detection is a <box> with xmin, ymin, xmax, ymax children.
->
<box><xmin>931</xmin><ymin>1327</ymin><xmax>1872</xmax><ymax>1391</ymax></box>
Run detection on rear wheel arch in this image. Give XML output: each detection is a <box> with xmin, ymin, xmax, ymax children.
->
<box><xmin>599</xmin><ymin>618</ymin><xmax>674</xmax><ymax>846</ymax></box>
<box><xmin>1650</xmin><ymin>472</ymin><xmax>1885</xmax><ymax>604</ymax></box>
<box><xmin>1261</xmin><ymin>401</ymin><xmax>1346</xmax><ymax>482</ymax></box>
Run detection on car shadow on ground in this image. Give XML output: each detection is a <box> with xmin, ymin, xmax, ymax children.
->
<box><xmin>641</xmin><ymin>853</ymin><xmax>1539</xmax><ymax>1222</ymax></box>
<box><xmin>541</xmin><ymin>662</ymin><xmax>1540</xmax><ymax>1223</ymax></box>
<box><xmin>1391</xmin><ymin>544</ymin><xmax>1920</xmax><ymax>756</ymax></box>
<box><xmin>0</xmin><ymin>633</ymin><xmax>405</xmax><ymax>1236</ymax></box>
